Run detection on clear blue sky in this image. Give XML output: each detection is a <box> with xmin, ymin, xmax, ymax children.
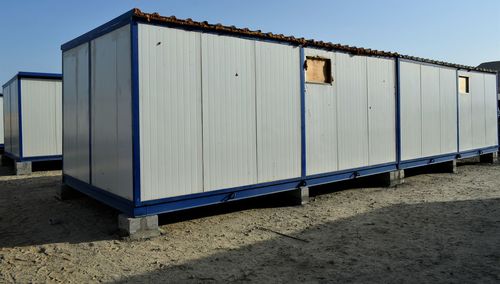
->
<box><xmin>1</xmin><ymin>0</ymin><xmax>499</xmax><ymax>85</ymax></box>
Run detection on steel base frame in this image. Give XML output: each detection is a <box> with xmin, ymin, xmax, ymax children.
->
<box><xmin>3</xmin><ymin>151</ymin><xmax>62</xmax><ymax>163</ymax></box>
<box><xmin>64</xmin><ymin>161</ymin><xmax>399</xmax><ymax>217</ymax></box>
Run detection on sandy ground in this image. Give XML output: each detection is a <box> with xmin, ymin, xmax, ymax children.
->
<box><xmin>0</xmin><ymin>159</ymin><xmax>499</xmax><ymax>283</ymax></box>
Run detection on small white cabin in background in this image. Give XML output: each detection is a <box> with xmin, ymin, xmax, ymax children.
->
<box><xmin>60</xmin><ymin>9</ymin><xmax>498</xmax><ymax>221</ymax></box>
<box><xmin>2</xmin><ymin>72</ymin><xmax>63</xmax><ymax>173</ymax></box>
<box><xmin>477</xmin><ymin>61</ymin><xmax>500</xmax><ymax>101</ymax></box>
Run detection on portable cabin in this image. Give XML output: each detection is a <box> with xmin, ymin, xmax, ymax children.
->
<box><xmin>60</xmin><ymin>9</ymin><xmax>498</xmax><ymax>229</ymax></box>
<box><xmin>2</xmin><ymin>72</ymin><xmax>63</xmax><ymax>174</ymax></box>
<box><xmin>478</xmin><ymin>61</ymin><xmax>500</xmax><ymax>101</ymax></box>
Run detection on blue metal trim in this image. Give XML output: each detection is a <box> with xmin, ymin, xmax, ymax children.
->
<box><xmin>131</xmin><ymin>21</ymin><xmax>141</xmax><ymax>207</ymax></box>
<box><xmin>133</xmin><ymin>180</ymin><xmax>302</xmax><ymax>217</ymax></box>
<box><xmin>3</xmin><ymin>151</ymin><xmax>62</xmax><ymax>162</ymax></box>
<box><xmin>64</xmin><ymin>175</ymin><xmax>134</xmax><ymax>215</ymax></box>
<box><xmin>459</xmin><ymin>146</ymin><xmax>499</xmax><ymax>159</ymax></box>
<box><xmin>2</xmin><ymin>74</ymin><xmax>19</xmax><ymax>89</ymax></box>
<box><xmin>17</xmin><ymin>79</ymin><xmax>23</xmax><ymax>159</ymax></box>
<box><xmin>399</xmin><ymin>153</ymin><xmax>457</xmax><ymax>169</ymax></box>
<box><xmin>0</xmin><ymin>144</ymin><xmax>4</xmax><ymax>149</ymax></box>
<box><xmin>395</xmin><ymin>58</ymin><xmax>402</xmax><ymax>168</ymax></box>
<box><xmin>17</xmin><ymin>72</ymin><xmax>62</xmax><ymax>80</ymax></box>
<box><xmin>3</xmin><ymin>73</ymin><xmax>62</xmax><ymax>91</ymax></box>
<box><xmin>299</xmin><ymin>47</ymin><xmax>306</xmax><ymax>180</ymax></box>
<box><xmin>61</xmin><ymin>9</ymin><xmax>135</xmax><ymax>51</ymax></box>
<box><xmin>3</xmin><ymin>151</ymin><xmax>19</xmax><ymax>161</ymax></box>
<box><xmin>306</xmin><ymin>163</ymin><xmax>398</xmax><ymax>187</ymax></box>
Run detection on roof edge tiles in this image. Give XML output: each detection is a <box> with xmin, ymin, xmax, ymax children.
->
<box><xmin>61</xmin><ymin>8</ymin><xmax>497</xmax><ymax>74</ymax></box>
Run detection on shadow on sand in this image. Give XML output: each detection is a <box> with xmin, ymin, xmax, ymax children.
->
<box><xmin>118</xmin><ymin>197</ymin><xmax>500</xmax><ymax>283</ymax></box>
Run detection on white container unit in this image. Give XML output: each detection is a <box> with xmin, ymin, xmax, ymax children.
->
<box><xmin>2</xmin><ymin>73</ymin><xmax>63</xmax><ymax>162</ymax></box>
<box><xmin>457</xmin><ymin>70</ymin><xmax>498</xmax><ymax>155</ymax></box>
<box><xmin>399</xmin><ymin>60</ymin><xmax>498</xmax><ymax>168</ymax></box>
<box><xmin>61</xmin><ymin>9</ymin><xmax>498</xmax><ymax>217</ymax></box>
<box><xmin>399</xmin><ymin>61</ymin><xmax>460</xmax><ymax>168</ymax></box>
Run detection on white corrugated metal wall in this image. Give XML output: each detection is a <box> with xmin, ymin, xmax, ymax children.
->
<box><xmin>255</xmin><ymin>41</ymin><xmax>301</xmax><ymax>183</ymax></box>
<box><xmin>201</xmin><ymin>33</ymin><xmax>258</xmax><ymax>191</ymax></box>
<box><xmin>400</xmin><ymin>61</ymin><xmax>458</xmax><ymax>160</ymax></box>
<box><xmin>367</xmin><ymin>57</ymin><xmax>397</xmax><ymax>165</ymax></box>
<box><xmin>2</xmin><ymin>88</ymin><xmax>9</xmax><ymax>152</ymax></box>
<box><xmin>484</xmin><ymin>73</ymin><xmax>498</xmax><ymax>147</ymax></box>
<box><xmin>90</xmin><ymin>24</ymin><xmax>133</xmax><ymax>200</ymax></box>
<box><xmin>2</xmin><ymin>79</ymin><xmax>20</xmax><ymax>156</ymax></box>
<box><xmin>63</xmin><ymin>43</ymin><xmax>90</xmax><ymax>182</ymax></box>
<box><xmin>304</xmin><ymin>49</ymin><xmax>337</xmax><ymax>176</ymax></box>
<box><xmin>458</xmin><ymin>71</ymin><xmax>498</xmax><ymax>151</ymax></box>
<box><xmin>0</xmin><ymin>96</ymin><xmax>3</xmax><ymax>146</ymax></box>
<box><xmin>305</xmin><ymin>48</ymin><xmax>396</xmax><ymax>176</ymax></box>
<box><xmin>138</xmin><ymin>25</ymin><xmax>301</xmax><ymax>201</ymax></box>
<box><xmin>21</xmin><ymin>78</ymin><xmax>62</xmax><ymax>158</ymax></box>
<box><xmin>138</xmin><ymin>25</ymin><xmax>204</xmax><ymax>201</ymax></box>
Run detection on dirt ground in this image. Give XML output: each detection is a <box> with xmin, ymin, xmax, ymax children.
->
<box><xmin>0</xmin><ymin>159</ymin><xmax>499</xmax><ymax>283</ymax></box>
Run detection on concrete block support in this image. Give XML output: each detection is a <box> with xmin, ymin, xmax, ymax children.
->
<box><xmin>118</xmin><ymin>214</ymin><xmax>160</xmax><ymax>240</ymax></box>
<box><xmin>287</xmin><ymin>186</ymin><xmax>309</xmax><ymax>205</ymax></box>
<box><xmin>377</xmin><ymin>170</ymin><xmax>405</xmax><ymax>187</ymax></box>
<box><xmin>15</xmin><ymin>161</ymin><xmax>32</xmax><ymax>175</ymax></box>
<box><xmin>479</xmin><ymin>153</ymin><xmax>496</xmax><ymax>164</ymax></box>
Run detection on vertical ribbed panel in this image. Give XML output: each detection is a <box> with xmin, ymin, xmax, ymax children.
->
<box><xmin>21</xmin><ymin>79</ymin><xmax>62</xmax><ymax>158</ymax></box>
<box><xmin>2</xmin><ymin>86</ymin><xmax>9</xmax><ymax>152</ymax></box>
<box><xmin>63</xmin><ymin>43</ymin><xmax>90</xmax><ymax>182</ymax></box>
<box><xmin>138</xmin><ymin>24</ymin><xmax>203</xmax><ymax>201</ymax></box>
<box><xmin>201</xmin><ymin>33</ymin><xmax>257</xmax><ymax>191</ymax></box>
<box><xmin>439</xmin><ymin>68</ymin><xmax>458</xmax><ymax>154</ymax></box>
<box><xmin>91</xmin><ymin>24</ymin><xmax>132</xmax><ymax>200</ymax></box>
<box><xmin>484</xmin><ymin>73</ymin><xmax>498</xmax><ymax>147</ymax></box>
<box><xmin>304</xmin><ymin>49</ymin><xmax>337</xmax><ymax>176</ymax></box>
<box><xmin>7</xmin><ymin>80</ymin><xmax>20</xmax><ymax>156</ymax></box>
<box><xmin>420</xmin><ymin>65</ymin><xmax>441</xmax><ymax>156</ymax></box>
<box><xmin>367</xmin><ymin>57</ymin><xmax>396</xmax><ymax>165</ymax></box>
<box><xmin>471</xmin><ymin>72</ymin><xmax>486</xmax><ymax>148</ymax></box>
<box><xmin>401</xmin><ymin>61</ymin><xmax>459</xmax><ymax>159</ymax></box>
<box><xmin>458</xmin><ymin>71</ymin><xmax>473</xmax><ymax>151</ymax></box>
<box><xmin>459</xmin><ymin>71</ymin><xmax>497</xmax><ymax>151</ymax></box>
<box><xmin>400</xmin><ymin>61</ymin><xmax>422</xmax><ymax>160</ymax></box>
<box><xmin>255</xmin><ymin>41</ymin><xmax>301</xmax><ymax>182</ymax></box>
<box><xmin>336</xmin><ymin>53</ymin><xmax>369</xmax><ymax>170</ymax></box>
<box><xmin>0</xmin><ymin>97</ymin><xmax>3</xmax><ymax>145</ymax></box>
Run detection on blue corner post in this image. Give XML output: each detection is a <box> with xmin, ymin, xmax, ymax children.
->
<box><xmin>395</xmin><ymin>57</ymin><xmax>402</xmax><ymax>167</ymax></box>
<box><xmin>299</xmin><ymin>47</ymin><xmax>307</xmax><ymax>184</ymax></box>
<box><xmin>130</xmin><ymin>20</ymin><xmax>142</xmax><ymax>208</ymax></box>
